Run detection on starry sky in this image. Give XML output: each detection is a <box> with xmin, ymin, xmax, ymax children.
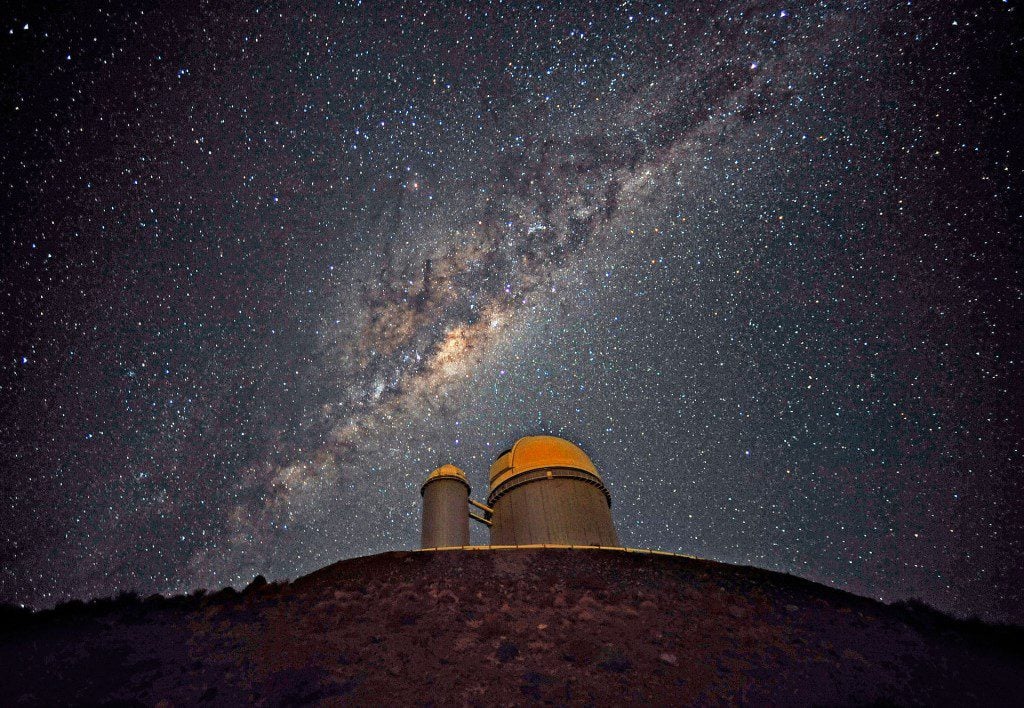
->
<box><xmin>1</xmin><ymin>0</ymin><xmax>1021</xmax><ymax>623</ymax></box>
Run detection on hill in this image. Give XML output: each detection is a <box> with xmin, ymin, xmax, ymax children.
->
<box><xmin>2</xmin><ymin>548</ymin><xmax>1022</xmax><ymax>705</ymax></box>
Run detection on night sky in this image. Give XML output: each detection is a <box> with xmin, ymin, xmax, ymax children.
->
<box><xmin>1</xmin><ymin>1</ymin><xmax>1022</xmax><ymax>624</ymax></box>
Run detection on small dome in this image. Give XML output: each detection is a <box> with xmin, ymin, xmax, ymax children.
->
<box><xmin>421</xmin><ymin>463</ymin><xmax>469</xmax><ymax>494</ymax></box>
<box><xmin>489</xmin><ymin>435</ymin><xmax>599</xmax><ymax>490</ymax></box>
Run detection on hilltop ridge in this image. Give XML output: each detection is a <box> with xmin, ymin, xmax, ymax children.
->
<box><xmin>3</xmin><ymin>548</ymin><xmax>1022</xmax><ymax>705</ymax></box>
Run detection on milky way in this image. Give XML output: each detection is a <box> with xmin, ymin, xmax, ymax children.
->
<box><xmin>1</xmin><ymin>1</ymin><xmax>1021</xmax><ymax>623</ymax></box>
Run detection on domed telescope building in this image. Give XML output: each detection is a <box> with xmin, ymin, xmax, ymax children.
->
<box><xmin>420</xmin><ymin>435</ymin><xmax>619</xmax><ymax>548</ymax></box>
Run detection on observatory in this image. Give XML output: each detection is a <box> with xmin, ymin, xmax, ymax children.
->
<box><xmin>419</xmin><ymin>464</ymin><xmax>471</xmax><ymax>548</ymax></box>
<box><xmin>420</xmin><ymin>435</ymin><xmax>619</xmax><ymax>548</ymax></box>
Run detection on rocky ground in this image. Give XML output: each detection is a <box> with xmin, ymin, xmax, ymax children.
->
<box><xmin>2</xmin><ymin>548</ymin><xmax>1022</xmax><ymax>706</ymax></box>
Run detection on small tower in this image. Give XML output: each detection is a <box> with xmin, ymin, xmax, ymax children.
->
<box><xmin>420</xmin><ymin>464</ymin><xmax>470</xmax><ymax>548</ymax></box>
<box><xmin>487</xmin><ymin>435</ymin><xmax>618</xmax><ymax>547</ymax></box>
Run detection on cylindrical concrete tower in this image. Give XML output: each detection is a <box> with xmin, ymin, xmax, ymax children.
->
<box><xmin>487</xmin><ymin>436</ymin><xmax>618</xmax><ymax>547</ymax></box>
<box><xmin>420</xmin><ymin>464</ymin><xmax>470</xmax><ymax>548</ymax></box>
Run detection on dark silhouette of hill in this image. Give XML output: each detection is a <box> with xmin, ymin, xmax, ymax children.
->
<box><xmin>2</xmin><ymin>548</ymin><xmax>1022</xmax><ymax>705</ymax></box>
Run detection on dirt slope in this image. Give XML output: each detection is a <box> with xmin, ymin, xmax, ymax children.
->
<box><xmin>3</xmin><ymin>548</ymin><xmax>1022</xmax><ymax>706</ymax></box>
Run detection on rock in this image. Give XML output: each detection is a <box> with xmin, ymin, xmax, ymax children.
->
<box><xmin>659</xmin><ymin>652</ymin><xmax>679</xmax><ymax>666</ymax></box>
<box><xmin>496</xmin><ymin>640</ymin><xmax>519</xmax><ymax>662</ymax></box>
<box><xmin>244</xmin><ymin>575</ymin><xmax>267</xmax><ymax>592</ymax></box>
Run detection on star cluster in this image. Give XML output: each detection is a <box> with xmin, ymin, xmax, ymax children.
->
<box><xmin>1</xmin><ymin>0</ymin><xmax>1021</xmax><ymax>623</ymax></box>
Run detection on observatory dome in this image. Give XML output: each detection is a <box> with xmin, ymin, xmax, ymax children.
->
<box><xmin>484</xmin><ymin>435</ymin><xmax>616</xmax><ymax>546</ymax></box>
<box><xmin>421</xmin><ymin>463</ymin><xmax>469</xmax><ymax>494</ymax></box>
<box><xmin>489</xmin><ymin>435</ymin><xmax>600</xmax><ymax>493</ymax></box>
<box><xmin>420</xmin><ymin>463</ymin><xmax>471</xmax><ymax>548</ymax></box>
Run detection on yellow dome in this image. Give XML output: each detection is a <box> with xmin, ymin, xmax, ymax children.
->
<box><xmin>489</xmin><ymin>435</ymin><xmax>599</xmax><ymax>491</ymax></box>
<box><xmin>421</xmin><ymin>463</ymin><xmax>469</xmax><ymax>495</ymax></box>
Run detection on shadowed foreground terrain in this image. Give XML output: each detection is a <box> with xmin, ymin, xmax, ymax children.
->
<box><xmin>2</xmin><ymin>548</ymin><xmax>1022</xmax><ymax>705</ymax></box>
